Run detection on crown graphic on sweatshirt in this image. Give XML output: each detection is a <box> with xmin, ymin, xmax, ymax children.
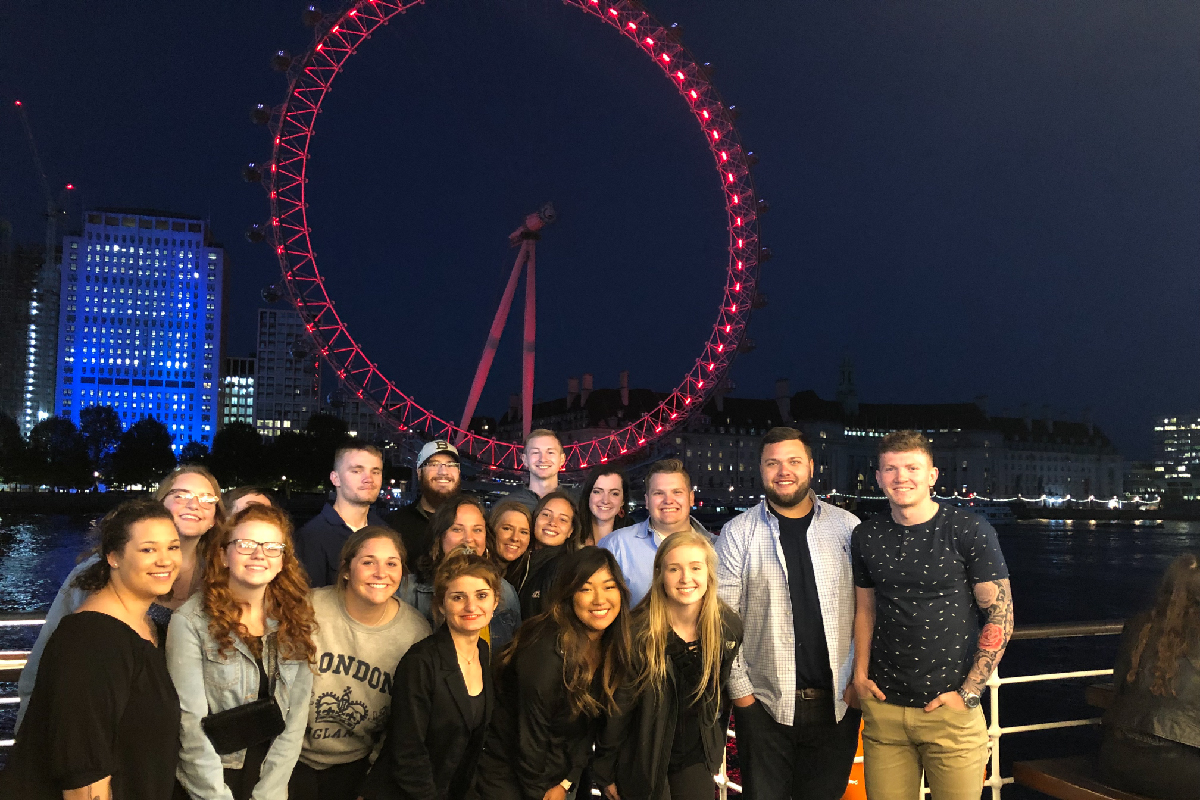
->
<box><xmin>314</xmin><ymin>687</ymin><xmax>369</xmax><ymax>730</ymax></box>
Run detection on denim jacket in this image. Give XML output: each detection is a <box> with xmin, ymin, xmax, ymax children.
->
<box><xmin>166</xmin><ymin>594</ymin><xmax>314</xmax><ymax>800</ymax></box>
<box><xmin>396</xmin><ymin>575</ymin><xmax>522</xmax><ymax>649</ymax></box>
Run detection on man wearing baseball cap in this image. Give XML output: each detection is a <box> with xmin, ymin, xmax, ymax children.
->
<box><xmin>386</xmin><ymin>440</ymin><xmax>461</xmax><ymax>562</ymax></box>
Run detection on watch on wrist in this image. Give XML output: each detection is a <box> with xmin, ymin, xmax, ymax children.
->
<box><xmin>957</xmin><ymin>688</ymin><xmax>981</xmax><ymax>709</ymax></box>
<box><xmin>560</xmin><ymin>779</ymin><xmax>573</xmax><ymax>791</ymax></box>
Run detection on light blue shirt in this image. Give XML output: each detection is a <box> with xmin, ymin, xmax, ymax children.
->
<box><xmin>599</xmin><ymin>517</ymin><xmax>709</xmax><ymax>607</ymax></box>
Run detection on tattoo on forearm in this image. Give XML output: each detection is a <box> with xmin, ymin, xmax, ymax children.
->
<box><xmin>964</xmin><ymin>579</ymin><xmax>1014</xmax><ymax>694</ymax></box>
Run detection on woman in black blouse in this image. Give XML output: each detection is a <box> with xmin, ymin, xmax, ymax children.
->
<box><xmin>1</xmin><ymin>499</ymin><xmax>184</xmax><ymax>800</ymax></box>
<box><xmin>364</xmin><ymin>547</ymin><xmax>501</xmax><ymax>800</ymax></box>
<box><xmin>476</xmin><ymin>546</ymin><xmax>633</xmax><ymax>800</ymax></box>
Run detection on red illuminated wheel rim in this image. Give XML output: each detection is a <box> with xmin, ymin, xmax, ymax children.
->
<box><xmin>265</xmin><ymin>0</ymin><xmax>762</xmax><ymax>471</ymax></box>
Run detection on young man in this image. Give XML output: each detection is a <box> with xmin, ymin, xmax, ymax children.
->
<box><xmin>715</xmin><ymin>427</ymin><xmax>862</xmax><ymax>799</ymax></box>
<box><xmin>600</xmin><ymin>458</ymin><xmax>707</xmax><ymax>606</ymax></box>
<box><xmin>385</xmin><ymin>440</ymin><xmax>460</xmax><ymax>563</ymax></box>
<box><xmin>851</xmin><ymin>429</ymin><xmax>1014</xmax><ymax>800</ymax></box>
<box><xmin>295</xmin><ymin>444</ymin><xmax>390</xmax><ymax>588</ymax></box>
<box><xmin>505</xmin><ymin>428</ymin><xmax>567</xmax><ymax>512</ymax></box>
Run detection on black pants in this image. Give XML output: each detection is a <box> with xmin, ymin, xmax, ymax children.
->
<box><xmin>173</xmin><ymin>740</ymin><xmax>270</xmax><ymax>800</ymax></box>
<box><xmin>1099</xmin><ymin>729</ymin><xmax>1200</xmax><ymax>800</ymax></box>
<box><xmin>288</xmin><ymin>756</ymin><xmax>373</xmax><ymax>800</ymax></box>
<box><xmin>664</xmin><ymin>761</ymin><xmax>714</xmax><ymax>800</ymax></box>
<box><xmin>732</xmin><ymin>696</ymin><xmax>860</xmax><ymax>800</ymax></box>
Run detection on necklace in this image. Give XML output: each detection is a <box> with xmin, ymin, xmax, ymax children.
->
<box><xmin>457</xmin><ymin>646</ymin><xmax>478</xmax><ymax>667</ymax></box>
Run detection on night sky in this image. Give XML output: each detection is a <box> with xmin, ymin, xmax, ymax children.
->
<box><xmin>2</xmin><ymin>1</ymin><xmax>1197</xmax><ymax>459</ymax></box>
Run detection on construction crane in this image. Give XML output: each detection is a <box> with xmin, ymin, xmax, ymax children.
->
<box><xmin>13</xmin><ymin>100</ymin><xmax>73</xmax><ymax>433</ymax></box>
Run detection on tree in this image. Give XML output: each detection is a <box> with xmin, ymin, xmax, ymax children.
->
<box><xmin>28</xmin><ymin>417</ymin><xmax>92</xmax><ymax>488</ymax></box>
<box><xmin>112</xmin><ymin>418</ymin><xmax>177</xmax><ymax>487</ymax></box>
<box><xmin>305</xmin><ymin>413</ymin><xmax>351</xmax><ymax>490</ymax></box>
<box><xmin>209</xmin><ymin>422</ymin><xmax>265</xmax><ymax>487</ymax></box>
<box><xmin>267</xmin><ymin>429</ymin><xmax>316</xmax><ymax>491</ymax></box>
<box><xmin>79</xmin><ymin>405</ymin><xmax>123</xmax><ymax>480</ymax></box>
<box><xmin>0</xmin><ymin>412</ymin><xmax>27</xmax><ymax>483</ymax></box>
<box><xmin>180</xmin><ymin>441</ymin><xmax>210</xmax><ymax>463</ymax></box>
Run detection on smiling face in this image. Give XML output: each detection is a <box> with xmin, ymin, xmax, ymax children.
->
<box><xmin>109</xmin><ymin>517</ymin><xmax>182</xmax><ymax>601</ymax></box>
<box><xmin>760</xmin><ymin>440</ymin><xmax>814</xmax><ymax>509</ymax></box>
<box><xmin>647</xmin><ymin>472</ymin><xmax>694</xmax><ymax>533</ymax></box>
<box><xmin>876</xmin><ymin>449</ymin><xmax>938</xmax><ymax>510</ymax></box>
<box><xmin>418</xmin><ymin>454</ymin><xmax>461</xmax><ymax>502</ymax></box>
<box><xmin>330</xmin><ymin>449</ymin><xmax>384</xmax><ymax>506</ymax></box>
<box><xmin>574</xmin><ymin>566</ymin><xmax>622</xmax><ymax>636</ymax></box>
<box><xmin>441</xmin><ymin>575</ymin><xmax>498</xmax><ymax>636</ymax></box>
<box><xmin>162</xmin><ymin>472</ymin><xmax>219</xmax><ymax>539</ymax></box>
<box><xmin>660</xmin><ymin>543</ymin><xmax>709</xmax><ymax>609</ymax></box>
<box><xmin>522</xmin><ymin>435</ymin><xmax>565</xmax><ymax>481</ymax></box>
<box><xmin>221</xmin><ymin>519</ymin><xmax>286</xmax><ymax>591</ymax></box>
<box><xmin>345</xmin><ymin>536</ymin><xmax>404</xmax><ymax>608</ymax></box>
<box><xmin>534</xmin><ymin>498</ymin><xmax>575</xmax><ymax>547</ymax></box>
<box><xmin>493</xmin><ymin>509</ymin><xmax>531</xmax><ymax>563</ymax></box>
<box><xmin>441</xmin><ymin>504</ymin><xmax>488</xmax><ymax>557</ymax></box>
<box><xmin>589</xmin><ymin>473</ymin><xmax>624</xmax><ymax>524</ymax></box>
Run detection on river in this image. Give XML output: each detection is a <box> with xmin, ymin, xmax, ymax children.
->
<box><xmin>0</xmin><ymin>512</ymin><xmax>1197</xmax><ymax>794</ymax></box>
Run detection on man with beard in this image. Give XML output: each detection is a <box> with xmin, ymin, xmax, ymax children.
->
<box><xmin>715</xmin><ymin>427</ymin><xmax>861</xmax><ymax>800</ymax></box>
<box><xmin>385</xmin><ymin>440</ymin><xmax>461</xmax><ymax>562</ymax></box>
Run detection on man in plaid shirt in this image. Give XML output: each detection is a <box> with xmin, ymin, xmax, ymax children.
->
<box><xmin>716</xmin><ymin>427</ymin><xmax>862</xmax><ymax>799</ymax></box>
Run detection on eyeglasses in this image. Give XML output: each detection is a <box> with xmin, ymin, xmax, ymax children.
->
<box><xmin>166</xmin><ymin>489</ymin><xmax>220</xmax><ymax>506</ymax></box>
<box><xmin>227</xmin><ymin>539</ymin><xmax>287</xmax><ymax>558</ymax></box>
<box><xmin>422</xmin><ymin>461</ymin><xmax>461</xmax><ymax>472</ymax></box>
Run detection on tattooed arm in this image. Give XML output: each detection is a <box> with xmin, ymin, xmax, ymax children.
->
<box><xmin>63</xmin><ymin>776</ymin><xmax>111</xmax><ymax>800</ymax></box>
<box><xmin>962</xmin><ymin>578</ymin><xmax>1014</xmax><ymax>696</ymax></box>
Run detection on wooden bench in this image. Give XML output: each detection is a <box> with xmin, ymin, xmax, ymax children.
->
<box><xmin>1084</xmin><ymin>682</ymin><xmax>1115</xmax><ymax>710</ymax></box>
<box><xmin>1013</xmin><ymin>757</ymin><xmax>1153</xmax><ymax>800</ymax></box>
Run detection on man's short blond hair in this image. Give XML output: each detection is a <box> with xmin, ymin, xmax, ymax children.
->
<box><xmin>525</xmin><ymin>428</ymin><xmax>562</xmax><ymax>448</ymax></box>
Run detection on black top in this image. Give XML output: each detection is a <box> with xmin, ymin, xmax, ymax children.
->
<box><xmin>475</xmin><ymin>626</ymin><xmax>599</xmax><ymax>800</ymax></box>
<box><xmin>0</xmin><ymin>612</ymin><xmax>180</xmax><ymax>800</ymax></box>
<box><xmin>668</xmin><ymin>638</ymin><xmax>704</xmax><ymax>771</ymax></box>
<box><xmin>295</xmin><ymin>503</ymin><xmax>391</xmax><ymax>588</ymax></box>
<box><xmin>385</xmin><ymin>501</ymin><xmax>434</xmax><ymax>567</ymax></box>
<box><xmin>851</xmin><ymin>504</ymin><xmax>1009</xmax><ymax>707</ymax></box>
<box><xmin>517</xmin><ymin>545</ymin><xmax>568</xmax><ymax>620</ymax></box>
<box><xmin>1104</xmin><ymin>611</ymin><xmax>1200</xmax><ymax>749</ymax></box>
<box><xmin>771</xmin><ymin>506</ymin><xmax>833</xmax><ymax>691</ymax></box>
<box><xmin>363</xmin><ymin>625</ymin><xmax>494</xmax><ymax>800</ymax></box>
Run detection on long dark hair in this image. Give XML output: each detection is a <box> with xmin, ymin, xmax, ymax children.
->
<box><xmin>416</xmin><ymin>493</ymin><xmax>488</xmax><ymax>583</ymax></box>
<box><xmin>577</xmin><ymin>465</ymin><xmax>632</xmax><ymax>545</ymax></box>
<box><xmin>73</xmin><ymin>500</ymin><xmax>177</xmax><ymax>591</ymax></box>
<box><xmin>1127</xmin><ymin>553</ymin><xmax>1200</xmax><ymax>695</ymax></box>
<box><xmin>499</xmin><ymin>547</ymin><xmax>632</xmax><ymax>719</ymax></box>
<box><xmin>531</xmin><ymin>490</ymin><xmax>583</xmax><ymax>551</ymax></box>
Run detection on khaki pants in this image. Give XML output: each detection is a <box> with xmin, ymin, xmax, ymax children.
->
<box><xmin>859</xmin><ymin>696</ymin><xmax>988</xmax><ymax>800</ymax></box>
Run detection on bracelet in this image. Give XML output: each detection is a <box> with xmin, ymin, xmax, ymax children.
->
<box><xmin>560</xmin><ymin>778</ymin><xmax>573</xmax><ymax>791</ymax></box>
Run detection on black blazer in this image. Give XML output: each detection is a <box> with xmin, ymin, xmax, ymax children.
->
<box><xmin>363</xmin><ymin>625</ymin><xmax>493</xmax><ymax>800</ymax></box>
<box><xmin>517</xmin><ymin>545</ymin><xmax>568</xmax><ymax>619</ymax></box>
<box><xmin>593</xmin><ymin>606</ymin><xmax>743</xmax><ymax>800</ymax></box>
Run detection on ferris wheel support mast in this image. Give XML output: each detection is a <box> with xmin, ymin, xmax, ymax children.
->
<box><xmin>457</xmin><ymin>204</ymin><xmax>556</xmax><ymax>443</ymax></box>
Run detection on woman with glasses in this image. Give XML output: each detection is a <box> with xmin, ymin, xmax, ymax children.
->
<box><xmin>518</xmin><ymin>490</ymin><xmax>582</xmax><ymax>618</ymax></box>
<box><xmin>578</xmin><ymin>466</ymin><xmax>633</xmax><ymax>547</ymax></box>
<box><xmin>398</xmin><ymin>493</ymin><xmax>522</xmax><ymax>648</ymax></box>
<box><xmin>1</xmin><ymin>500</ymin><xmax>183</xmax><ymax>800</ymax></box>
<box><xmin>168</xmin><ymin>504</ymin><xmax>316</xmax><ymax>800</ymax></box>
<box><xmin>364</xmin><ymin>547</ymin><xmax>500</xmax><ymax>800</ymax></box>
<box><xmin>289</xmin><ymin>526</ymin><xmax>432</xmax><ymax>800</ymax></box>
<box><xmin>488</xmin><ymin>500</ymin><xmax>533</xmax><ymax>587</ymax></box>
<box><xmin>15</xmin><ymin>464</ymin><xmax>226</xmax><ymax>731</ymax></box>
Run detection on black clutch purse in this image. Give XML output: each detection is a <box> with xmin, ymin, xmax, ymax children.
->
<box><xmin>200</xmin><ymin>639</ymin><xmax>286</xmax><ymax>755</ymax></box>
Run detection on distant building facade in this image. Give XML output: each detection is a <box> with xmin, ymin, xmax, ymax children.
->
<box><xmin>55</xmin><ymin>210</ymin><xmax>226</xmax><ymax>453</ymax></box>
<box><xmin>1152</xmin><ymin>413</ymin><xmax>1200</xmax><ymax>476</ymax></box>
<box><xmin>220</xmin><ymin>356</ymin><xmax>256</xmax><ymax>429</ymax></box>
<box><xmin>254</xmin><ymin>307</ymin><xmax>319</xmax><ymax>438</ymax></box>
<box><xmin>0</xmin><ymin>228</ymin><xmax>43</xmax><ymax>424</ymax></box>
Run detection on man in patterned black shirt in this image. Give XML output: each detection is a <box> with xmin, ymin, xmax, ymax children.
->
<box><xmin>849</xmin><ymin>430</ymin><xmax>1014</xmax><ymax>800</ymax></box>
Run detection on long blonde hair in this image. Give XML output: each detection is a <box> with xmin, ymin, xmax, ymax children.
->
<box><xmin>632</xmin><ymin>530</ymin><xmax>727</xmax><ymax>712</ymax></box>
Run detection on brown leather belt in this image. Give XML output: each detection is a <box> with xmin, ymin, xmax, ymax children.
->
<box><xmin>796</xmin><ymin>687</ymin><xmax>830</xmax><ymax>701</ymax></box>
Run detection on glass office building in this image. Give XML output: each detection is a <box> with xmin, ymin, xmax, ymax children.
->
<box><xmin>55</xmin><ymin>210</ymin><xmax>225</xmax><ymax>453</ymax></box>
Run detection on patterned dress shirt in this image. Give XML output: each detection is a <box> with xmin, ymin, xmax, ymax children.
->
<box><xmin>716</xmin><ymin>495</ymin><xmax>860</xmax><ymax>725</ymax></box>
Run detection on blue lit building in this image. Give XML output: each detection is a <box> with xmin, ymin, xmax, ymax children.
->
<box><xmin>55</xmin><ymin>210</ymin><xmax>226</xmax><ymax>453</ymax></box>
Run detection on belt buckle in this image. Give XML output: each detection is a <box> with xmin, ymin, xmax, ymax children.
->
<box><xmin>797</xmin><ymin>688</ymin><xmax>821</xmax><ymax>701</ymax></box>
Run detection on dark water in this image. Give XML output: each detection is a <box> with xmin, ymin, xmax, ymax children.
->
<box><xmin>0</xmin><ymin>514</ymin><xmax>1197</xmax><ymax>794</ymax></box>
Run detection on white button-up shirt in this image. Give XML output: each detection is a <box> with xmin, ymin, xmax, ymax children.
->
<box><xmin>716</xmin><ymin>495</ymin><xmax>859</xmax><ymax>725</ymax></box>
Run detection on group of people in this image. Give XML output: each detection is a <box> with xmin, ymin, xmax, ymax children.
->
<box><xmin>36</xmin><ymin>421</ymin><xmax>1200</xmax><ymax>800</ymax></box>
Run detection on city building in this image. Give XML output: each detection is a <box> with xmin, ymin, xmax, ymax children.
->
<box><xmin>1152</xmin><ymin>413</ymin><xmax>1200</xmax><ymax>476</ymax></box>
<box><xmin>0</xmin><ymin>226</ymin><xmax>43</xmax><ymax>423</ymax></box>
<box><xmin>22</xmin><ymin>238</ymin><xmax>62</xmax><ymax>435</ymax></box>
<box><xmin>219</xmin><ymin>356</ymin><xmax>256</xmax><ymax>429</ymax></box>
<box><xmin>254</xmin><ymin>307</ymin><xmax>319</xmax><ymax>438</ymax></box>
<box><xmin>54</xmin><ymin>209</ymin><xmax>226</xmax><ymax>452</ymax></box>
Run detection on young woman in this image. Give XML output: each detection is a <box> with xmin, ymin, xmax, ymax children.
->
<box><xmin>594</xmin><ymin>531</ymin><xmax>743</xmax><ymax>800</ymax></box>
<box><xmin>364</xmin><ymin>547</ymin><xmax>501</xmax><ymax>800</ymax></box>
<box><xmin>475</xmin><ymin>547</ymin><xmax>633</xmax><ymax>800</ymax></box>
<box><xmin>1100</xmin><ymin>553</ymin><xmax>1200</xmax><ymax>798</ymax></box>
<box><xmin>518</xmin><ymin>490</ymin><xmax>582</xmax><ymax>618</ymax></box>
<box><xmin>1</xmin><ymin>499</ymin><xmax>183</xmax><ymax>800</ymax></box>
<box><xmin>16</xmin><ymin>464</ymin><xmax>226</xmax><ymax>729</ymax></box>
<box><xmin>578</xmin><ymin>466</ymin><xmax>632</xmax><ymax>547</ymax></box>
<box><xmin>168</xmin><ymin>504</ymin><xmax>317</xmax><ymax>800</ymax></box>
<box><xmin>488</xmin><ymin>500</ymin><xmax>533</xmax><ymax>586</ymax></box>
<box><xmin>397</xmin><ymin>493</ymin><xmax>521</xmax><ymax>647</ymax></box>
<box><xmin>290</xmin><ymin>526</ymin><xmax>432</xmax><ymax>800</ymax></box>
